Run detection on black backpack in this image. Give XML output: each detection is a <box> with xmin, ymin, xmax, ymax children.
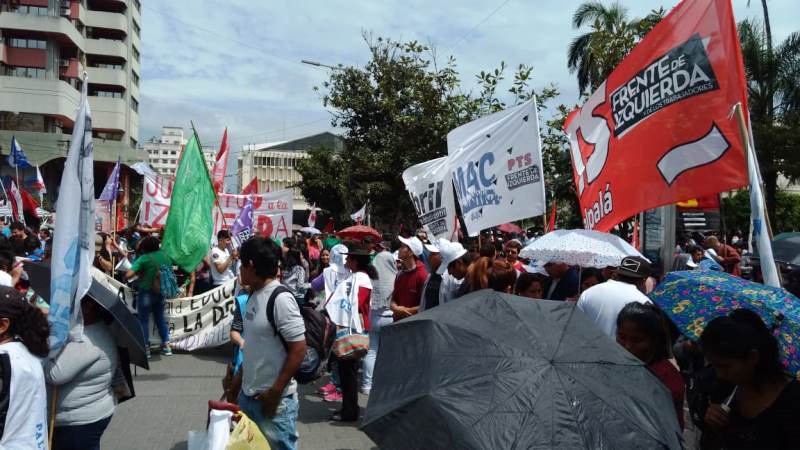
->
<box><xmin>267</xmin><ymin>286</ymin><xmax>336</xmax><ymax>384</ymax></box>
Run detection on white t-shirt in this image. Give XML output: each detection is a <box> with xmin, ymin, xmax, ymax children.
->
<box><xmin>0</xmin><ymin>341</ymin><xmax>48</xmax><ymax>450</ymax></box>
<box><xmin>326</xmin><ymin>272</ymin><xmax>372</xmax><ymax>333</ymax></box>
<box><xmin>576</xmin><ymin>279</ymin><xmax>652</xmax><ymax>338</ymax></box>
<box><xmin>209</xmin><ymin>247</ymin><xmax>235</xmax><ymax>285</ymax></box>
<box><xmin>0</xmin><ymin>270</ymin><xmax>13</xmax><ymax>287</ymax></box>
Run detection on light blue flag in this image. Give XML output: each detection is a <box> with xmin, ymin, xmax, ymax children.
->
<box><xmin>48</xmin><ymin>78</ymin><xmax>96</xmax><ymax>354</ymax></box>
<box><xmin>8</xmin><ymin>136</ymin><xmax>33</xmax><ymax>169</ymax></box>
<box><xmin>98</xmin><ymin>157</ymin><xmax>121</xmax><ymax>202</ymax></box>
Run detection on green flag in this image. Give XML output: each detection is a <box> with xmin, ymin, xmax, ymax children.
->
<box><xmin>162</xmin><ymin>131</ymin><xmax>216</xmax><ymax>273</ymax></box>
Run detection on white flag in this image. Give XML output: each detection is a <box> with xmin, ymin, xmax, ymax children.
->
<box><xmin>308</xmin><ymin>203</ymin><xmax>318</xmax><ymax>228</ymax></box>
<box><xmin>8</xmin><ymin>180</ymin><xmax>24</xmax><ymax>223</ymax></box>
<box><xmin>447</xmin><ymin>98</ymin><xmax>546</xmax><ymax>236</ymax></box>
<box><xmin>49</xmin><ymin>77</ymin><xmax>96</xmax><ymax>354</ymax></box>
<box><xmin>402</xmin><ymin>157</ymin><xmax>458</xmax><ymax>240</ymax></box>
<box><xmin>350</xmin><ymin>203</ymin><xmax>366</xmax><ymax>223</ymax></box>
<box><xmin>747</xmin><ymin>122</ymin><xmax>780</xmax><ymax>287</ymax></box>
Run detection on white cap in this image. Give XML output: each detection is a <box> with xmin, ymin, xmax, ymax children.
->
<box><xmin>424</xmin><ymin>242</ymin><xmax>440</xmax><ymax>254</ymax></box>
<box><xmin>398</xmin><ymin>236</ymin><xmax>424</xmax><ymax>257</ymax></box>
<box><xmin>438</xmin><ymin>239</ymin><xmax>467</xmax><ymax>275</ymax></box>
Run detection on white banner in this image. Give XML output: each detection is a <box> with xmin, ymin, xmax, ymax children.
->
<box><xmin>447</xmin><ymin>98</ymin><xmax>545</xmax><ymax>236</ymax></box>
<box><xmin>402</xmin><ymin>157</ymin><xmax>458</xmax><ymax>239</ymax></box>
<box><xmin>140</xmin><ymin>175</ymin><xmax>293</xmax><ymax>240</ymax></box>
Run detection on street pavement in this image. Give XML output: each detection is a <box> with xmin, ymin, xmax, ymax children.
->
<box><xmin>101</xmin><ymin>345</ymin><xmax>377</xmax><ymax>450</ymax></box>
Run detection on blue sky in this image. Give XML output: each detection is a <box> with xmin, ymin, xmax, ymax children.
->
<box><xmin>139</xmin><ymin>0</ymin><xmax>797</xmax><ymax>150</ymax></box>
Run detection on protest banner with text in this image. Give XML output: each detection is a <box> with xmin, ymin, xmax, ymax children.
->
<box><xmin>402</xmin><ymin>157</ymin><xmax>458</xmax><ymax>240</ymax></box>
<box><xmin>564</xmin><ymin>0</ymin><xmax>749</xmax><ymax>232</ymax></box>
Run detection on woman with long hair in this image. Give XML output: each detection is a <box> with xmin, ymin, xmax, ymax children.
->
<box><xmin>699</xmin><ymin>309</ymin><xmax>800</xmax><ymax>448</ymax></box>
<box><xmin>46</xmin><ymin>298</ymin><xmax>119</xmax><ymax>450</ymax></box>
<box><xmin>125</xmin><ymin>236</ymin><xmax>172</xmax><ymax>358</ymax></box>
<box><xmin>0</xmin><ymin>286</ymin><xmax>50</xmax><ymax>449</ymax></box>
<box><xmin>325</xmin><ymin>243</ymin><xmax>376</xmax><ymax>422</ymax></box>
<box><xmin>616</xmin><ymin>302</ymin><xmax>685</xmax><ymax>430</ymax></box>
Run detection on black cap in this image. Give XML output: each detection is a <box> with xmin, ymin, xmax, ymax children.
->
<box><xmin>616</xmin><ymin>256</ymin><xmax>651</xmax><ymax>279</ymax></box>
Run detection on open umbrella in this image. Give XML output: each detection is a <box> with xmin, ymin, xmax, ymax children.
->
<box><xmin>496</xmin><ymin>222</ymin><xmax>523</xmax><ymax>234</ymax></box>
<box><xmin>771</xmin><ymin>234</ymin><xmax>800</xmax><ymax>266</ymax></box>
<box><xmin>519</xmin><ymin>229</ymin><xmax>645</xmax><ymax>268</ymax></box>
<box><xmin>336</xmin><ymin>224</ymin><xmax>381</xmax><ymax>242</ymax></box>
<box><xmin>362</xmin><ymin>290</ymin><xmax>682</xmax><ymax>449</ymax></box>
<box><xmin>299</xmin><ymin>226</ymin><xmax>321</xmax><ymax>235</ymax></box>
<box><xmin>24</xmin><ymin>262</ymin><xmax>149</xmax><ymax>370</ymax></box>
<box><xmin>650</xmin><ymin>270</ymin><xmax>800</xmax><ymax>376</ymax></box>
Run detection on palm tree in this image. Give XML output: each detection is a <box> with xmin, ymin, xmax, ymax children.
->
<box><xmin>738</xmin><ymin>18</ymin><xmax>800</xmax><ymax>222</ymax></box>
<box><xmin>567</xmin><ymin>1</ymin><xmax>663</xmax><ymax>95</ymax></box>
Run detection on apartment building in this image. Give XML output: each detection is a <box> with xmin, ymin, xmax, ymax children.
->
<box><xmin>240</xmin><ymin>132</ymin><xmax>343</xmax><ymax>210</ymax></box>
<box><xmin>143</xmin><ymin>126</ymin><xmax>215</xmax><ymax>176</ymax></box>
<box><xmin>0</xmin><ymin>0</ymin><xmax>145</xmax><ymax>172</ymax></box>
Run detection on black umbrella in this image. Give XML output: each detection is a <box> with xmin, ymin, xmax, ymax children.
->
<box><xmin>771</xmin><ymin>234</ymin><xmax>800</xmax><ymax>266</ymax></box>
<box><xmin>362</xmin><ymin>290</ymin><xmax>683</xmax><ymax>450</ymax></box>
<box><xmin>24</xmin><ymin>261</ymin><xmax>149</xmax><ymax>370</ymax></box>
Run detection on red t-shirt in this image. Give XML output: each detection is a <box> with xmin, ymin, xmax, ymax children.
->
<box><xmin>357</xmin><ymin>285</ymin><xmax>372</xmax><ymax>331</ymax></box>
<box><xmin>649</xmin><ymin>359</ymin><xmax>686</xmax><ymax>430</ymax></box>
<box><xmin>391</xmin><ymin>260</ymin><xmax>428</xmax><ymax>309</ymax></box>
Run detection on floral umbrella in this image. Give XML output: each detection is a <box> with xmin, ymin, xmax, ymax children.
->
<box><xmin>650</xmin><ymin>270</ymin><xmax>800</xmax><ymax>377</ymax></box>
<box><xmin>336</xmin><ymin>224</ymin><xmax>381</xmax><ymax>242</ymax></box>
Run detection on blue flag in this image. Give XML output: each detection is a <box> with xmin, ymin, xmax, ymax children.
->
<box><xmin>48</xmin><ymin>80</ymin><xmax>95</xmax><ymax>354</ymax></box>
<box><xmin>98</xmin><ymin>157</ymin><xmax>121</xmax><ymax>202</ymax></box>
<box><xmin>8</xmin><ymin>136</ymin><xmax>33</xmax><ymax>169</ymax></box>
<box><xmin>231</xmin><ymin>195</ymin><xmax>254</xmax><ymax>247</ymax></box>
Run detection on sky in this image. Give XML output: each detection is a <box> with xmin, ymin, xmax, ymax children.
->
<box><xmin>138</xmin><ymin>0</ymin><xmax>798</xmax><ymax>151</ymax></box>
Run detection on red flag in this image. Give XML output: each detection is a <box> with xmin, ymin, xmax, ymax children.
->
<box><xmin>322</xmin><ymin>219</ymin><xmax>335</xmax><ymax>234</ymax></box>
<box><xmin>564</xmin><ymin>0</ymin><xmax>749</xmax><ymax>232</ymax></box>
<box><xmin>631</xmin><ymin>216</ymin><xmax>640</xmax><ymax>250</ymax></box>
<box><xmin>20</xmin><ymin>188</ymin><xmax>39</xmax><ymax>218</ymax></box>
<box><xmin>211</xmin><ymin>128</ymin><xmax>229</xmax><ymax>193</ymax></box>
<box><xmin>241</xmin><ymin>178</ymin><xmax>259</xmax><ymax>196</ymax></box>
<box><xmin>546</xmin><ymin>200</ymin><xmax>556</xmax><ymax>232</ymax></box>
<box><xmin>8</xmin><ymin>181</ymin><xmax>23</xmax><ymax>222</ymax></box>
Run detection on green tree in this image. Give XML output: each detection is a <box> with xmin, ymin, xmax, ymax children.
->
<box><xmin>738</xmin><ymin>17</ymin><xmax>800</xmax><ymax>223</ymax></box>
<box><xmin>567</xmin><ymin>1</ymin><xmax>664</xmax><ymax>94</ymax></box>
<box><xmin>298</xmin><ymin>34</ymin><xmax>564</xmax><ymax>232</ymax></box>
<box><xmin>722</xmin><ymin>189</ymin><xmax>800</xmax><ymax>234</ymax></box>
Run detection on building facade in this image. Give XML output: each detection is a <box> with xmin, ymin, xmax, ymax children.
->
<box><xmin>0</xmin><ymin>0</ymin><xmax>144</xmax><ymax>167</ymax></box>
<box><xmin>144</xmin><ymin>126</ymin><xmax>216</xmax><ymax>176</ymax></box>
<box><xmin>240</xmin><ymin>132</ymin><xmax>343</xmax><ymax>211</ymax></box>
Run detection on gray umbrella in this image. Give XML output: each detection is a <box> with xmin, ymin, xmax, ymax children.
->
<box><xmin>24</xmin><ymin>261</ymin><xmax>149</xmax><ymax>370</ymax></box>
<box><xmin>362</xmin><ymin>290</ymin><xmax>683</xmax><ymax>450</ymax></box>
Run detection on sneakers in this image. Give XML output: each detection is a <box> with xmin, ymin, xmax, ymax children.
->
<box><xmin>161</xmin><ymin>344</ymin><xmax>173</xmax><ymax>356</ymax></box>
<box><xmin>323</xmin><ymin>390</ymin><xmax>343</xmax><ymax>402</ymax></box>
<box><xmin>318</xmin><ymin>382</ymin><xmax>337</xmax><ymax>395</ymax></box>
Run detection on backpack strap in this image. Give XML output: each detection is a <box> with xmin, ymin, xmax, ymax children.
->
<box><xmin>266</xmin><ymin>285</ymin><xmax>292</xmax><ymax>350</ymax></box>
<box><xmin>0</xmin><ymin>353</ymin><xmax>11</xmax><ymax>441</ymax></box>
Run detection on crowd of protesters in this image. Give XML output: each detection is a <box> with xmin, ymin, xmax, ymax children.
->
<box><xmin>1</xmin><ymin>218</ymin><xmax>799</xmax><ymax>449</ymax></box>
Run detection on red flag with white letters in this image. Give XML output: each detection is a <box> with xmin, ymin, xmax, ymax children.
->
<box><xmin>564</xmin><ymin>0</ymin><xmax>748</xmax><ymax>232</ymax></box>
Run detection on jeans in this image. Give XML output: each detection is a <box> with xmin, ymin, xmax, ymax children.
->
<box><xmin>361</xmin><ymin>308</ymin><xmax>393</xmax><ymax>390</ymax></box>
<box><xmin>137</xmin><ymin>290</ymin><xmax>169</xmax><ymax>346</ymax></box>
<box><xmin>52</xmin><ymin>415</ymin><xmax>112</xmax><ymax>450</ymax></box>
<box><xmin>238</xmin><ymin>392</ymin><xmax>299</xmax><ymax>450</ymax></box>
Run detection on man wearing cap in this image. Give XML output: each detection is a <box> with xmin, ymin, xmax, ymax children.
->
<box><xmin>576</xmin><ymin>256</ymin><xmax>652</xmax><ymax>338</ymax></box>
<box><xmin>437</xmin><ymin>239</ymin><xmax>469</xmax><ymax>304</ymax></box>
<box><xmin>390</xmin><ymin>236</ymin><xmax>428</xmax><ymax>321</ymax></box>
<box><xmin>419</xmin><ymin>242</ymin><xmax>443</xmax><ymax>311</ymax></box>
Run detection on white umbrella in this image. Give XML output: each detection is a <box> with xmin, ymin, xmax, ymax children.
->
<box><xmin>300</xmin><ymin>226</ymin><xmax>321</xmax><ymax>235</ymax></box>
<box><xmin>519</xmin><ymin>229</ymin><xmax>646</xmax><ymax>268</ymax></box>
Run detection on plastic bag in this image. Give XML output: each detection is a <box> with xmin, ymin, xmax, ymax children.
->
<box><xmin>226</xmin><ymin>413</ymin><xmax>270</xmax><ymax>450</ymax></box>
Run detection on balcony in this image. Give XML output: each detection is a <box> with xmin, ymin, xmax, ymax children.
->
<box><xmin>86</xmin><ymin>66</ymin><xmax>125</xmax><ymax>87</ymax></box>
<box><xmin>68</xmin><ymin>1</ymin><xmax>87</xmax><ymax>22</ymax></box>
<box><xmin>88</xmin><ymin>95</ymin><xmax>127</xmax><ymax>131</ymax></box>
<box><xmin>85</xmin><ymin>38</ymin><xmax>127</xmax><ymax>59</ymax></box>
<box><xmin>0</xmin><ymin>76</ymin><xmax>81</xmax><ymax>124</ymax></box>
<box><xmin>59</xmin><ymin>58</ymin><xmax>83</xmax><ymax>79</ymax></box>
<box><xmin>85</xmin><ymin>9</ymin><xmax>127</xmax><ymax>34</ymax></box>
<box><xmin>0</xmin><ymin>12</ymin><xmax>85</xmax><ymax>50</ymax></box>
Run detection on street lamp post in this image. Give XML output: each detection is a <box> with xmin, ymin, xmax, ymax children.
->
<box><xmin>300</xmin><ymin>60</ymin><xmax>343</xmax><ymax>71</ymax></box>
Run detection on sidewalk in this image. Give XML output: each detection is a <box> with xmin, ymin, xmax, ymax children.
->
<box><xmin>101</xmin><ymin>346</ymin><xmax>376</xmax><ymax>450</ymax></box>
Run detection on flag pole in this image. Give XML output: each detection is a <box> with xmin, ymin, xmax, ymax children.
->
<box><xmin>190</xmin><ymin>121</ymin><xmax>228</xmax><ymax>229</ymax></box>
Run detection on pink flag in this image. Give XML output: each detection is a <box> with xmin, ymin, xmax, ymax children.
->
<box><xmin>211</xmin><ymin>128</ymin><xmax>229</xmax><ymax>192</ymax></box>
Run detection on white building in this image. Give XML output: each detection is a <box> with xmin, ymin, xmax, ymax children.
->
<box><xmin>144</xmin><ymin>126</ymin><xmax>214</xmax><ymax>176</ymax></box>
<box><xmin>240</xmin><ymin>132</ymin><xmax>343</xmax><ymax>210</ymax></box>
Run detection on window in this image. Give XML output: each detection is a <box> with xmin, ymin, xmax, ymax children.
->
<box><xmin>132</xmin><ymin>45</ymin><xmax>140</xmax><ymax>62</ymax></box>
<box><xmin>16</xmin><ymin>5</ymin><xmax>48</xmax><ymax>15</ymax></box>
<box><xmin>170</xmin><ymin>151</ymin><xmax>176</xmax><ymax>155</ymax></box>
<box><xmin>131</xmin><ymin>70</ymin><xmax>139</xmax><ymax>86</ymax></box>
<box><xmin>10</xmin><ymin>67</ymin><xmax>46</xmax><ymax>79</ymax></box>
<box><xmin>132</xmin><ymin>19</ymin><xmax>141</xmax><ymax>37</ymax></box>
<box><xmin>9</xmin><ymin>38</ymin><xmax>46</xmax><ymax>49</ymax></box>
<box><xmin>131</xmin><ymin>97</ymin><xmax>139</xmax><ymax>112</ymax></box>
<box><xmin>93</xmin><ymin>90</ymin><xmax>123</xmax><ymax>99</ymax></box>
<box><xmin>94</xmin><ymin>63</ymin><xmax>123</xmax><ymax>70</ymax></box>
<box><xmin>93</xmin><ymin>131</ymin><xmax>123</xmax><ymax>141</ymax></box>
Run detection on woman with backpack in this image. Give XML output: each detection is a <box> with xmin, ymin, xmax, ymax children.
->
<box><xmin>325</xmin><ymin>243</ymin><xmax>376</xmax><ymax>422</ymax></box>
<box><xmin>125</xmin><ymin>236</ymin><xmax>173</xmax><ymax>358</ymax></box>
<box><xmin>0</xmin><ymin>286</ymin><xmax>50</xmax><ymax>449</ymax></box>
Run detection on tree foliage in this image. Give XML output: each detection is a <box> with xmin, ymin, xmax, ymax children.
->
<box><xmin>722</xmin><ymin>189</ymin><xmax>800</xmax><ymax>234</ymax></box>
<box><xmin>297</xmin><ymin>33</ymin><xmax>569</xmax><ymax>231</ymax></box>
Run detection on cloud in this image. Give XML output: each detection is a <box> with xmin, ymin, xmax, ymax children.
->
<box><xmin>139</xmin><ymin>0</ymin><xmax>798</xmax><ymax>147</ymax></box>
